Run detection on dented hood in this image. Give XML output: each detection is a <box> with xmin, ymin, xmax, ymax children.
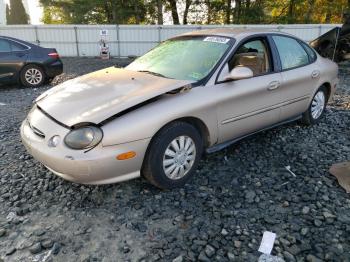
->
<box><xmin>36</xmin><ymin>67</ymin><xmax>192</xmax><ymax>127</ymax></box>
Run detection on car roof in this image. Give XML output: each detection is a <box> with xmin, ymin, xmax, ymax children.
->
<box><xmin>178</xmin><ymin>28</ymin><xmax>293</xmax><ymax>39</ymax></box>
<box><xmin>0</xmin><ymin>35</ymin><xmax>36</xmax><ymax>47</ymax></box>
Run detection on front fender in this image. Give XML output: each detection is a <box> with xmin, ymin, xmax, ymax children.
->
<box><xmin>101</xmin><ymin>86</ymin><xmax>219</xmax><ymax>147</ymax></box>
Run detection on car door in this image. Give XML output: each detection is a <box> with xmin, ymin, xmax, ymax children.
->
<box><xmin>215</xmin><ymin>37</ymin><xmax>283</xmax><ymax>143</ymax></box>
<box><xmin>0</xmin><ymin>38</ymin><xmax>28</xmax><ymax>83</ymax></box>
<box><xmin>271</xmin><ymin>35</ymin><xmax>320</xmax><ymax>121</ymax></box>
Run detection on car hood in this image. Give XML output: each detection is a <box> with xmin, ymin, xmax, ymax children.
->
<box><xmin>36</xmin><ymin>67</ymin><xmax>193</xmax><ymax>127</ymax></box>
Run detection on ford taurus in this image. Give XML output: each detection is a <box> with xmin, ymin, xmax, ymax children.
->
<box><xmin>21</xmin><ymin>29</ymin><xmax>339</xmax><ymax>189</ymax></box>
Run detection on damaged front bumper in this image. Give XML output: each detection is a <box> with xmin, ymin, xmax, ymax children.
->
<box><xmin>20</xmin><ymin>106</ymin><xmax>150</xmax><ymax>185</ymax></box>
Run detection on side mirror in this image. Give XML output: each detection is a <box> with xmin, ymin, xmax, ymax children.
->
<box><xmin>226</xmin><ymin>66</ymin><xmax>253</xmax><ymax>81</ymax></box>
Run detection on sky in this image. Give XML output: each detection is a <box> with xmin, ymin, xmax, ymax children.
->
<box><xmin>5</xmin><ymin>0</ymin><xmax>43</xmax><ymax>24</ymax></box>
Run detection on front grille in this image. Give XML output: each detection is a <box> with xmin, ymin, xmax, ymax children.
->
<box><xmin>28</xmin><ymin>121</ymin><xmax>45</xmax><ymax>138</ymax></box>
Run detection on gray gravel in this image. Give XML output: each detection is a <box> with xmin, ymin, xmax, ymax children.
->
<box><xmin>0</xmin><ymin>58</ymin><xmax>350</xmax><ymax>261</ymax></box>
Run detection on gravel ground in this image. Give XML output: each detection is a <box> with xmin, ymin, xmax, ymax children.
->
<box><xmin>0</xmin><ymin>58</ymin><xmax>349</xmax><ymax>262</ymax></box>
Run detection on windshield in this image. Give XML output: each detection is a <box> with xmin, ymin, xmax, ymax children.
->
<box><xmin>126</xmin><ymin>36</ymin><xmax>232</xmax><ymax>81</ymax></box>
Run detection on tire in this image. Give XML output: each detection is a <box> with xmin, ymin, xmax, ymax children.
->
<box><xmin>301</xmin><ymin>86</ymin><xmax>328</xmax><ymax>125</ymax></box>
<box><xmin>142</xmin><ymin>121</ymin><xmax>203</xmax><ymax>189</ymax></box>
<box><xmin>20</xmin><ymin>64</ymin><xmax>45</xmax><ymax>88</ymax></box>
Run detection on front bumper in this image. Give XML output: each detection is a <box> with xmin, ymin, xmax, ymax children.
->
<box><xmin>20</xmin><ymin>106</ymin><xmax>150</xmax><ymax>185</ymax></box>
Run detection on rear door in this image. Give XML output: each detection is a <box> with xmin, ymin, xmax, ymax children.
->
<box><xmin>0</xmin><ymin>38</ymin><xmax>28</xmax><ymax>83</ymax></box>
<box><xmin>271</xmin><ymin>35</ymin><xmax>320</xmax><ymax>121</ymax></box>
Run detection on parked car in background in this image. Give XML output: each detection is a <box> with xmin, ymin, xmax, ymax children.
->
<box><xmin>21</xmin><ymin>29</ymin><xmax>338</xmax><ymax>189</ymax></box>
<box><xmin>0</xmin><ymin>36</ymin><xmax>63</xmax><ymax>88</ymax></box>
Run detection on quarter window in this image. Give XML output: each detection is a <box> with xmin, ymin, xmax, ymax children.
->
<box><xmin>228</xmin><ymin>39</ymin><xmax>271</xmax><ymax>76</ymax></box>
<box><xmin>10</xmin><ymin>41</ymin><xmax>27</xmax><ymax>51</ymax></box>
<box><xmin>301</xmin><ymin>42</ymin><xmax>317</xmax><ymax>62</ymax></box>
<box><xmin>272</xmin><ymin>36</ymin><xmax>309</xmax><ymax>70</ymax></box>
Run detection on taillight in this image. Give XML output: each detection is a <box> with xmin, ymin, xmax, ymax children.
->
<box><xmin>48</xmin><ymin>52</ymin><xmax>59</xmax><ymax>59</ymax></box>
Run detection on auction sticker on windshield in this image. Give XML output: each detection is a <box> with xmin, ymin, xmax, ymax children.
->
<box><xmin>203</xmin><ymin>36</ymin><xmax>230</xmax><ymax>44</ymax></box>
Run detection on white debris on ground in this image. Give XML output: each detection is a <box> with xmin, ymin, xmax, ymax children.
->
<box><xmin>258</xmin><ymin>254</ymin><xmax>285</xmax><ymax>262</ymax></box>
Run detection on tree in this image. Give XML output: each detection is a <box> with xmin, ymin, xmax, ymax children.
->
<box><xmin>157</xmin><ymin>0</ymin><xmax>164</xmax><ymax>25</ymax></box>
<box><xmin>234</xmin><ymin>0</ymin><xmax>242</xmax><ymax>23</ymax></box>
<box><xmin>225</xmin><ymin>0</ymin><xmax>231</xmax><ymax>24</ymax></box>
<box><xmin>39</xmin><ymin>0</ymin><xmax>348</xmax><ymax>25</ymax></box>
<box><xmin>287</xmin><ymin>0</ymin><xmax>295</xmax><ymax>23</ymax></box>
<box><xmin>183</xmin><ymin>0</ymin><xmax>192</xmax><ymax>24</ymax></box>
<box><xmin>6</xmin><ymin>4</ymin><xmax>11</xmax><ymax>25</ymax></box>
<box><xmin>205</xmin><ymin>0</ymin><xmax>211</xmax><ymax>24</ymax></box>
<box><xmin>6</xmin><ymin>0</ymin><xmax>29</xmax><ymax>24</ymax></box>
<box><xmin>305</xmin><ymin>0</ymin><xmax>316</xmax><ymax>23</ymax></box>
<box><xmin>40</xmin><ymin>0</ymin><xmax>146</xmax><ymax>24</ymax></box>
<box><xmin>168</xmin><ymin>0</ymin><xmax>180</xmax><ymax>24</ymax></box>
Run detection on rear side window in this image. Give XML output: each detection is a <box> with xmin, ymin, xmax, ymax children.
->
<box><xmin>10</xmin><ymin>41</ymin><xmax>27</xmax><ymax>51</ymax></box>
<box><xmin>0</xmin><ymin>39</ymin><xmax>11</xmax><ymax>52</ymax></box>
<box><xmin>272</xmin><ymin>36</ymin><xmax>309</xmax><ymax>70</ymax></box>
<box><xmin>0</xmin><ymin>39</ymin><xmax>28</xmax><ymax>52</ymax></box>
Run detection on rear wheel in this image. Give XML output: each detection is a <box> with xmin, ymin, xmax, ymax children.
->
<box><xmin>142</xmin><ymin>122</ymin><xmax>203</xmax><ymax>189</ymax></box>
<box><xmin>20</xmin><ymin>64</ymin><xmax>45</xmax><ymax>88</ymax></box>
<box><xmin>301</xmin><ymin>86</ymin><xmax>327</xmax><ymax>125</ymax></box>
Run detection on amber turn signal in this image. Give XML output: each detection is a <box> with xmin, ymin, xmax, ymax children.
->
<box><xmin>116</xmin><ymin>151</ymin><xmax>136</xmax><ymax>160</ymax></box>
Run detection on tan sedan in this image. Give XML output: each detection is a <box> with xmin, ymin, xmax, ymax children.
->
<box><xmin>21</xmin><ymin>29</ymin><xmax>339</xmax><ymax>189</ymax></box>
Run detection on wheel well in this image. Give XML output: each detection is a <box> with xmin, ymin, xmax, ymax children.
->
<box><xmin>141</xmin><ymin>117</ymin><xmax>211</xmax><ymax>175</ymax></box>
<box><xmin>174</xmin><ymin>117</ymin><xmax>211</xmax><ymax>148</ymax></box>
<box><xmin>322</xmin><ymin>82</ymin><xmax>331</xmax><ymax>102</ymax></box>
<box><xmin>149</xmin><ymin>117</ymin><xmax>211</xmax><ymax>150</ymax></box>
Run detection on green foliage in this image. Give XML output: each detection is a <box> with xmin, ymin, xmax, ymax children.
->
<box><xmin>267</xmin><ymin>0</ymin><xmax>348</xmax><ymax>24</ymax></box>
<box><xmin>40</xmin><ymin>0</ymin><xmax>147</xmax><ymax>24</ymax></box>
<box><xmin>6</xmin><ymin>0</ymin><xmax>29</xmax><ymax>25</ymax></box>
<box><xmin>39</xmin><ymin>0</ymin><xmax>350</xmax><ymax>25</ymax></box>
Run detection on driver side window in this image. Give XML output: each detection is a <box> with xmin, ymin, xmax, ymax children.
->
<box><xmin>228</xmin><ymin>39</ymin><xmax>271</xmax><ymax>77</ymax></box>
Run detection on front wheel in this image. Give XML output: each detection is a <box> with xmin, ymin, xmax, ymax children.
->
<box><xmin>301</xmin><ymin>86</ymin><xmax>327</xmax><ymax>125</ymax></box>
<box><xmin>142</xmin><ymin>122</ymin><xmax>203</xmax><ymax>189</ymax></box>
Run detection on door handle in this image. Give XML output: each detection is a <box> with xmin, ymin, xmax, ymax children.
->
<box><xmin>311</xmin><ymin>70</ymin><xmax>320</xmax><ymax>78</ymax></box>
<box><xmin>267</xmin><ymin>81</ymin><xmax>280</xmax><ymax>91</ymax></box>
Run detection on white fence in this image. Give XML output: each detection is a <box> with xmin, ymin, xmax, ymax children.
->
<box><xmin>0</xmin><ymin>24</ymin><xmax>340</xmax><ymax>57</ymax></box>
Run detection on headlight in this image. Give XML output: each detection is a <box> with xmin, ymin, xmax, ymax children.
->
<box><xmin>64</xmin><ymin>126</ymin><xmax>103</xmax><ymax>150</ymax></box>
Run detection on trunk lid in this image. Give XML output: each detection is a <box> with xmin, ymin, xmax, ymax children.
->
<box><xmin>310</xmin><ymin>16</ymin><xmax>350</xmax><ymax>62</ymax></box>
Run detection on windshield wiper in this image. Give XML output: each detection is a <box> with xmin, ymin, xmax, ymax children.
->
<box><xmin>137</xmin><ymin>70</ymin><xmax>172</xmax><ymax>79</ymax></box>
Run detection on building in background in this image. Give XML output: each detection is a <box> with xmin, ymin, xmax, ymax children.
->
<box><xmin>0</xmin><ymin>0</ymin><xmax>6</xmax><ymax>25</ymax></box>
